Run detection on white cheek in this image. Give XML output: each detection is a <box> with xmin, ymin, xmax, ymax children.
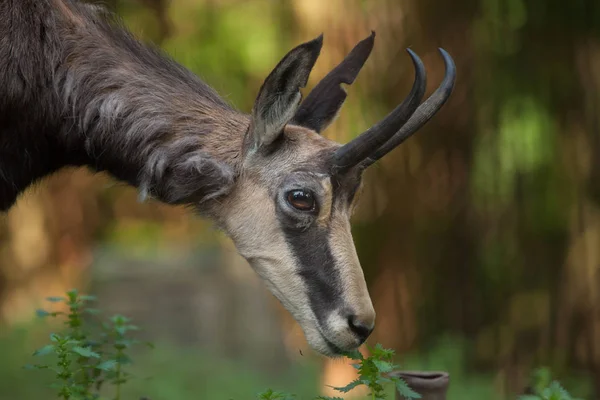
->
<box><xmin>252</xmin><ymin>257</ymin><xmax>309</xmax><ymax>319</ymax></box>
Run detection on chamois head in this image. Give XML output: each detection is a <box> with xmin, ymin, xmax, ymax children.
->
<box><xmin>212</xmin><ymin>33</ymin><xmax>456</xmax><ymax>356</ymax></box>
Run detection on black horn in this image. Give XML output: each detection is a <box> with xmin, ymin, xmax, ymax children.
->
<box><xmin>361</xmin><ymin>48</ymin><xmax>456</xmax><ymax>167</ymax></box>
<box><xmin>331</xmin><ymin>48</ymin><xmax>427</xmax><ymax>173</ymax></box>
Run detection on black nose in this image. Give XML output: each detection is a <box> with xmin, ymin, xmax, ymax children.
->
<box><xmin>348</xmin><ymin>314</ymin><xmax>374</xmax><ymax>344</ymax></box>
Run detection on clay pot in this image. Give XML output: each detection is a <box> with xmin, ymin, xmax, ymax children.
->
<box><xmin>390</xmin><ymin>371</ymin><xmax>450</xmax><ymax>400</ymax></box>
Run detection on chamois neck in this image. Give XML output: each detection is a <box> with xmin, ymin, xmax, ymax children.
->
<box><xmin>0</xmin><ymin>0</ymin><xmax>248</xmax><ymax>210</ymax></box>
<box><xmin>57</xmin><ymin>8</ymin><xmax>248</xmax><ymax>193</ymax></box>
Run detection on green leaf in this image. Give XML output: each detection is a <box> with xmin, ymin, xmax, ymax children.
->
<box><xmin>71</xmin><ymin>346</ymin><xmax>100</xmax><ymax>358</ymax></box>
<box><xmin>96</xmin><ymin>360</ymin><xmax>118</xmax><ymax>371</ymax></box>
<box><xmin>539</xmin><ymin>381</ymin><xmax>575</xmax><ymax>400</ymax></box>
<box><xmin>83</xmin><ymin>339</ymin><xmax>102</xmax><ymax>348</ymax></box>
<box><xmin>330</xmin><ymin>379</ymin><xmax>362</xmax><ymax>393</ymax></box>
<box><xmin>115</xmin><ymin>338</ymin><xmax>135</xmax><ymax>347</ymax></box>
<box><xmin>36</xmin><ymin>309</ymin><xmax>50</xmax><ymax>318</ymax></box>
<box><xmin>111</xmin><ymin>315</ymin><xmax>131</xmax><ymax>324</ymax></box>
<box><xmin>343</xmin><ymin>350</ymin><xmax>363</xmax><ymax>361</ymax></box>
<box><xmin>79</xmin><ymin>295</ymin><xmax>97</xmax><ymax>302</ymax></box>
<box><xmin>33</xmin><ymin>345</ymin><xmax>55</xmax><ymax>356</ymax></box>
<box><xmin>65</xmin><ymin>339</ymin><xmax>82</xmax><ymax>347</ymax></box>
<box><xmin>373</xmin><ymin>359</ymin><xmax>394</xmax><ymax>373</ymax></box>
<box><xmin>115</xmin><ymin>325</ymin><xmax>139</xmax><ymax>336</ymax></box>
<box><xmin>35</xmin><ymin>309</ymin><xmax>64</xmax><ymax>318</ymax></box>
<box><xmin>23</xmin><ymin>363</ymin><xmax>49</xmax><ymax>370</ymax></box>
<box><xmin>377</xmin><ymin>377</ymin><xmax>392</xmax><ymax>384</ymax></box>
<box><xmin>393</xmin><ymin>377</ymin><xmax>421</xmax><ymax>399</ymax></box>
<box><xmin>371</xmin><ymin>343</ymin><xmax>395</xmax><ymax>360</ymax></box>
<box><xmin>118</xmin><ymin>354</ymin><xmax>133</xmax><ymax>364</ymax></box>
<box><xmin>256</xmin><ymin>389</ymin><xmax>296</xmax><ymax>400</ymax></box>
<box><xmin>46</xmin><ymin>296</ymin><xmax>66</xmax><ymax>303</ymax></box>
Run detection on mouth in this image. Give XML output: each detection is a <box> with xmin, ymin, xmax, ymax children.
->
<box><xmin>322</xmin><ymin>335</ymin><xmax>348</xmax><ymax>356</ymax></box>
<box><xmin>314</xmin><ymin>324</ymin><xmax>360</xmax><ymax>357</ymax></box>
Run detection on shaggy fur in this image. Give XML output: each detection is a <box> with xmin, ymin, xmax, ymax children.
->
<box><xmin>0</xmin><ymin>0</ymin><xmax>244</xmax><ymax>210</ymax></box>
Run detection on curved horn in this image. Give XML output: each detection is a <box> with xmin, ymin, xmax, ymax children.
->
<box><xmin>361</xmin><ymin>48</ymin><xmax>456</xmax><ymax>168</ymax></box>
<box><xmin>331</xmin><ymin>49</ymin><xmax>427</xmax><ymax>173</ymax></box>
<box><xmin>293</xmin><ymin>31</ymin><xmax>376</xmax><ymax>133</ymax></box>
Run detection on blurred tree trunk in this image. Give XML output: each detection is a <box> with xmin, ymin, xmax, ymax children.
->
<box><xmin>0</xmin><ymin>171</ymin><xmax>101</xmax><ymax>325</ymax></box>
<box><xmin>565</xmin><ymin>38</ymin><xmax>600</xmax><ymax>396</ymax></box>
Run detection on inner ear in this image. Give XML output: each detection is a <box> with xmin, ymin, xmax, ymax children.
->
<box><xmin>250</xmin><ymin>35</ymin><xmax>323</xmax><ymax>149</ymax></box>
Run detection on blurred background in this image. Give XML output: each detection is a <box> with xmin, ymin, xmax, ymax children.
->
<box><xmin>1</xmin><ymin>0</ymin><xmax>600</xmax><ymax>398</ymax></box>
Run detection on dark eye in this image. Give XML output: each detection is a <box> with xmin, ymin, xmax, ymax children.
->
<box><xmin>286</xmin><ymin>190</ymin><xmax>316</xmax><ymax>212</ymax></box>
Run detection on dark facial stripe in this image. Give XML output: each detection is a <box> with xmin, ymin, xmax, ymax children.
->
<box><xmin>281</xmin><ymin>224</ymin><xmax>343</xmax><ymax>328</ymax></box>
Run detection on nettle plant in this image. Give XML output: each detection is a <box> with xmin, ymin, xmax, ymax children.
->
<box><xmin>25</xmin><ymin>290</ymin><xmax>581</xmax><ymax>400</ymax></box>
<box><xmin>258</xmin><ymin>345</ymin><xmax>420</xmax><ymax>400</ymax></box>
<box><xmin>25</xmin><ymin>289</ymin><xmax>152</xmax><ymax>400</ymax></box>
<box><xmin>520</xmin><ymin>368</ymin><xmax>582</xmax><ymax>400</ymax></box>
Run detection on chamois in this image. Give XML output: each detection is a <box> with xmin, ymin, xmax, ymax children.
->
<box><xmin>0</xmin><ymin>0</ymin><xmax>455</xmax><ymax>356</ymax></box>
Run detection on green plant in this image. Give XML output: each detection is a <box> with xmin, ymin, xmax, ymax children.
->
<box><xmin>25</xmin><ymin>289</ymin><xmax>151</xmax><ymax>400</ymax></box>
<box><xmin>257</xmin><ymin>388</ymin><xmax>297</xmax><ymax>400</ymax></box>
<box><xmin>520</xmin><ymin>367</ymin><xmax>583</xmax><ymax>400</ymax></box>
<box><xmin>258</xmin><ymin>344</ymin><xmax>421</xmax><ymax>400</ymax></box>
<box><xmin>23</xmin><ymin>291</ymin><xmax>586</xmax><ymax>400</ymax></box>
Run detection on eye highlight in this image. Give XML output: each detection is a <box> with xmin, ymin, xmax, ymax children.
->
<box><xmin>286</xmin><ymin>190</ymin><xmax>316</xmax><ymax>212</ymax></box>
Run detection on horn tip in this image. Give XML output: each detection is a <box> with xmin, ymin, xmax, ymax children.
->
<box><xmin>437</xmin><ymin>48</ymin><xmax>457</xmax><ymax>75</ymax></box>
<box><xmin>405</xmin><ymin>48</ymin><xmax>423</xmax><ymax>65</ymax></box>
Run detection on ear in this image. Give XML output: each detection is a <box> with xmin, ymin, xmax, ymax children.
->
<box><xmin>250</xmin><ymin>35</ymin><xmax>323</xmax><ymax>149</ymax></box>
<box><xmin>139</xmin><ymin>138</ymin><xmax>235</xmax><ymax>205</ymax></box>
<box><xmin>292</xmin><ymin>32</ymin><xmax>375</xmax><ymax>133</ymax></box>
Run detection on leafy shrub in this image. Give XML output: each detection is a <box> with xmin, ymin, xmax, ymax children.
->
<box><xmin>259</xmin><ymin>344</ymin><xmax>420</xmax><ymax>400</ymax></box>
<box><xmin>24</xmin><ymin>290</ymin><xmax>584</xmax><ymax>400</ymax></box>
<box><xmin>25</xmin><ymin>289</ymin><xmax>152</xmax><ymax>400</ymax></box>
<box><xmin>520</xmin><ymin>367</ymin><xmax>583</xmax><ymax>400</ymax></box>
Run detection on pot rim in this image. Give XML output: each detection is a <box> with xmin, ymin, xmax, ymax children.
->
<box><xmin>389</xmin><ymin>370</ymin><xmax>450</xmax><ymax>390</ymax></box>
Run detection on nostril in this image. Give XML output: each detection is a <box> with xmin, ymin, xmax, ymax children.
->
<box><xmin>347</xmin><ymin>314</ymin><xmax>374</xmax><ymax>344</ymax></box>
